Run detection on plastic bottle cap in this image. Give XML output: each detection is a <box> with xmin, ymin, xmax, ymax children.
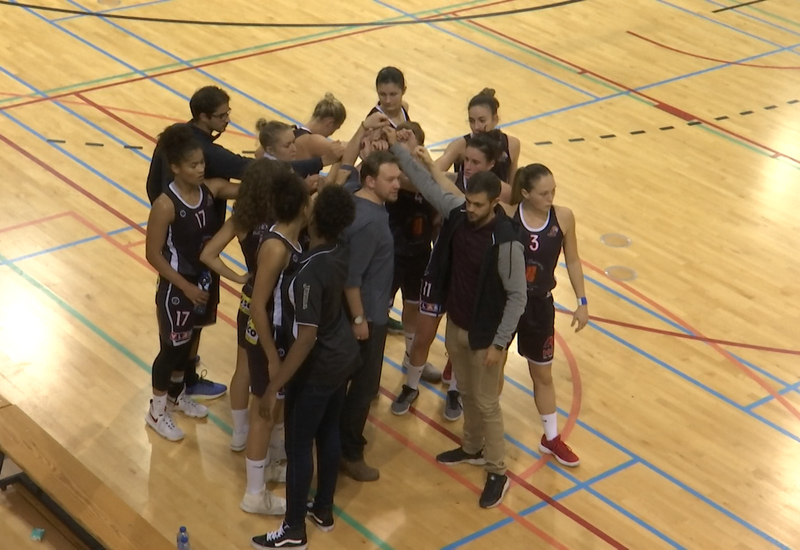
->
<box><xmin>180</xmin><ymin>527</ymin><xmax>187</xmax><ymax>532</ymax></box>
<box><xmin>180</xmin><ymin>534</ymin><xmax>189</xmax><ymax>543</ymax></box>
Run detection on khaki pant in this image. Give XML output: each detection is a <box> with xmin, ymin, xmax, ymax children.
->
<box><xmin>445</xmin><ymin>319</ymin><xmax>507</xmax><ymax>475</ymax></box>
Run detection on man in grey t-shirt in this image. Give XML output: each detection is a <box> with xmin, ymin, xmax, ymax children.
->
<box><xmin>339</xmin><ymin>150</ymin><xmax>400</xmax><ymax>482</ymax></box>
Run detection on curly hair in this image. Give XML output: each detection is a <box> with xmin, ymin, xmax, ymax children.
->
<box><xmin>157</xmin><ymin>123</ymin><xmax>201</xmax><ymax>166</ymax></box>
<box><xmin>313</xmin><ymin>186</ymin><xmax>355</xmax><ymax>242</ymax></box>
<box><xmin>270</xmin><ymin>166</ymin><xmax>310</xmax><ymax>223</ymax></box>
<box><xmin>232</xmin><ymin>159</ymin><xmax>285</xmax><ymax>232</ymax></box>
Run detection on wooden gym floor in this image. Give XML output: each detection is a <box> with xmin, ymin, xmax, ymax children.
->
<box><xmin>0</xmin><ymin>0</ymin><xmax>799</xmax><ymax>548</ymax></box>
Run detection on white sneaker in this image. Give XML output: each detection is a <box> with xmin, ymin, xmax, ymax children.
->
<box><xmin>145</xmin><ymin>406</ymin><xmax>185</xmax><ymax>442</ymax></box>
<box><xmin>266</xmin><ymin>461</ymin><xmax>287</xmax><ymax>483</ymax></box>
<box><xmin>240</xmin><ymin>489</ymin><xmax>286</xmax><ymax>515</ymax></box>
<box><xmin>170</xmin><ymin>390</ymin><xmax>209</xmax><ymax>418</ymax></box>
<box><xmin>231</xmin><ymin>430</ymin><xmax>248</xmax><ymax>452</ymax></box>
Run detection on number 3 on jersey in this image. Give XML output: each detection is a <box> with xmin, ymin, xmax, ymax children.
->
<box><xmin>528</xmin><ymin>234</ymin><xmax>539</xmax><ymax>251</ymax></box>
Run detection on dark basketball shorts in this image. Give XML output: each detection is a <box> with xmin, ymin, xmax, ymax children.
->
<box><xmin>516</xmin><ymin>293</ymin><xmax>556</xmax><ymax>365</ymax></box>
<box><xmin>243</xmin><ymin>316</ymin><xmax>288</xmax><ymax>400</ymax></box>
<box><xmin>391</xmin><ymin>252</ymin><xmax>429</xmax><ymax>304</ymax></box>
<box><xmin>418</xmin><ymin>272</ymin><xmax>444</xmax><ymax>318</ymax></box>
<box><xmin>156</xmin><ymin>276</ymin><xmax>219</xmax><ymax>346</ymax></box>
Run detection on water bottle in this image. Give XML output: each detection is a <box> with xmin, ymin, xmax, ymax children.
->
<box><xmin>194</xmin><ymin>270</ymin><xmax>212</xmax><ymax>315</ymax></box>
<box><xmin>177</xmin><ymin>533</ymin><xmax>191</xmax><ymax>550</ymax></box>
<box><xmin>176</xmin><ymin>526</ymin><xmax>187</xmax><ymax>546</ymax></box>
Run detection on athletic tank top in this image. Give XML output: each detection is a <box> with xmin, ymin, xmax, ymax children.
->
<box><xmin>367</xmin><ymin>104</ymin><xmax>410</xmax><ymax>128</ymax></box>
<box><xmin>294</xmin><ymin>125</ymin><xmax>312</xmax><ymax>138</ymax></box>
<box><xmin>386</xmin><ymin>189</ymin><xmax>436</xmax><ymax>257</ymax></box>
<box><xmin>162</xmin><ymin>182</ymin><xmax>217</xmax><ymax>277</ymax></box>
<box><xmin>454</xmin><ymin>131</ymin><xmax>512</xmax><ymax>185</ymax></box>
<box><xmin>238</xmin><ymin>222</ymin><xmax>271</xmax><ymax>299</ymax></box>
<box><xmin>514</xmin><ymin>205</ymin><xmax>563</xmax><ymax>297</ymax></box>
<box><xmin>245</xmin><ymin>228</ymin><xmax>303</xmax><ymax>353</ymax></box>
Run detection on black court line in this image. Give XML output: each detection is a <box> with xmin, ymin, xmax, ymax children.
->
<box><xmin>0</xmin><ymin>0</ymin><xmax>587</xmax><ymax>27</ymax></box>
<box><xmin>712</xmin><ymin>0</ymin><xmax>766</xmax><ymax>13</ymax></box>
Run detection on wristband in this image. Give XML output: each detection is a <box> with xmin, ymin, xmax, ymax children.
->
<box><xmin>577</xmin><ymin>297</ymin><xmax>588</xmax><ymax>307</ymax></box>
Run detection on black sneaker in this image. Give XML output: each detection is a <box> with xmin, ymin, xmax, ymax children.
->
<box><xmin>251</xmin><ymin>521</ymin><xmax>307</xmax><ymax>549</ymax></box>
<box><xmin>391</xmin><ymin>384</ymin><xmax>419</xmax><ymax>416</ymax></box>
<box><xmin>479</xmin><ymin>473</ymin><xmax>510</xmax><ymax>509</ymax></box>
<box><xmin>444</xmin><ymin>390</ymin><xmax>462</xmax><ymax>421</ymax></box>
<box><xmin>436</xmin><ymin>447</ymin><xmax>486</xmax><ymax>466</ymax></box>
<box><xmin>306</xmin><ymin>501</ymin><xmax>335</xmax><ymax>532</ymax></box>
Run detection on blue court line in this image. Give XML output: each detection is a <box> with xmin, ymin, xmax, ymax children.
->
<box><xmin>748</xmin><ymin>379</ymin><xmax>800</xmax><ymax>409</ymax></box>
<box><xmin>0</xmin><ymin>107</ymin><xmax>248</xmax><ymax>272</ymax></box>
<box><xmin>0</xmin><ymin>226</ymin><xmax>137</xmax><ymax>267</ymax></box>
<box><xmin>383</xmin><ymin>354</ymin><xmax>685</xmax><ymax>548</ymax></box>
<box><xmin>569</xmin><ymin>265</ymin><xmax>795</xmax><ymax>391</ymax></box>
<box><xmin>441</xmin><ymin>459</ymin><xmax>640</xmax><ymax>549</ymax></box>
<box><xmin>51</xmin><ymin>0</ymin><xmax>173</xmax><ymax>22</ymax></box>
<box><xmin>656</xmin><ymin>0</ymin><xmax>800</xmax><ymax>53</ymax></box>
<box><xmin>705</xmin><ymin>0</ymin><xmax>800</xmax><ymax>42</ymax></box>
<box><xmin>62</xmin><ymin>0</ymin><xmax>299</xmax><ymax>128</ymax></box>
<box><xmin>10</xmin><ymin>0</ymin><xmax>253</xmax><ymax>136</ymax></box>
<box><xmin>392</xmin><ymin>302</ymin><xmax>789</xmax><ymax>547</ymax></box>
<box><xmin>373</xmin><ymin>0</ymin><xmax>599</xmax><ymax>99</ymax></box>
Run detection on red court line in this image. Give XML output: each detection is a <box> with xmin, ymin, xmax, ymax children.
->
<box><xmin>76</xmin><ymin>92</ymin><xmax>157</xmax><ymax>144</ymax></box>
<box><xmin>0</xmin><ymin>92</ymin><xmax>254</xmax><ymax>139</ymax></box>
<box><xmin>554</xmin><ymin>307</ymin><xmax>800</xmax><ymax>356</ymax></box>
<box><xmin>0</xmin><ymin>0</ymin><xmax>518</xmax><ymax>113</ymax></box>
<box><xmin>67</xmin><ymin>211</ymin><xmax>237</xmax><ymax>328</ymax></box>
<box><xmin>580</xmin><ymin>260</ymin><xmax>800</xmax><ymax>423</ymax></box>
<box><xmin>465</xmin><ymin>20</ymin><xmax>800</xmax><ymax>165</ymax></box>
<box><xmin>123</xmin><ymin>238</ymin><xmax>147</xmax><ymax>248</ymax></box>
<box><xmin>368</xmin><ymin>414</ymin><xmax>572</xmax><ymax>550</ymax></box>
<box><xmin>0</xmin><ymin>211</ymin><xmax>72</xmax><ymax>234</ymax></box>
<box><xmin>628</xmin><ymin>31</ymin><xmax>800</xmax><ymax>69</ymax></box>
<box><xmin>379</xmin><ymin>384</ymin><xmax>626</xmax><ymax>549</ymax></box>
<box><xmin>518</xmin><ymin>331</ymin><xmax>582</xmax><ymax>478</ymax></box>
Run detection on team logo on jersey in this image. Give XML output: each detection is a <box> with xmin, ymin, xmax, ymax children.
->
<box><xmin>180</xmin><ymin>210</ymin><xmax>188</xmax><ymax>218</ymax></box>
<box><xmin>548</xmin><ymin>226</ymin><xmax>559</xmax><ymax>237</ymax></box>
<box><xmin>292</xmin><ymin>254</ymin><xmax>299</xmax><ymax>263</ymax></box>
<box><xmin>542</xmin><ymin>336</ymin><xmax>554</xmax><ymax>361</ymax></box>
<box><xmin>420</xmin><ymin>301</ymin><xmax>443</xmax><ymax>315</ymax></box>
<box><xmin>245</xmin><ymin>318</ymin><xmax>259</xmax><ymax>345</ymax></box>
<box><xmin>170</xmin><ymin>330</ymin><xmax>192</xmax><ymax>344</ymax></box>
<box><xmin>171</xmin><ymin>297</ymin><xmax>181</xmax><ymax>305</ymax></box>
<box><xmin>239</xmin><ymin>294</ymin><xmax>251</xmax><ymax>315</ymax></box>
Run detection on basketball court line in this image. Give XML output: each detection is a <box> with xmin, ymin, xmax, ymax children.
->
<box><xmin>713</xmin><ymin>0</ymin><xmax>800</xmax><ymax>28</ymax></box>
<box><xmin>444</xmin><ymin>459</ymin><xmax>641</xmax><ymax>549</ymax></box>
<box><xmin>51</xmin><ymin>0</ymin><xmax>173</xmax><ymax>23</ymax></box>
<box><xmin>0</xmin><ymin>133</ymin><xmax>781</xmax><ymax>548</ymax></box>
<box><xmin>0</xmin><ymin>134</ymin><xmax>632</xmax><ymax>550</ymax></box>
<box><xmin>705</xmin><ymin>0</ymin><xmax>800</xmax><ymax>45</ymax></box>
<box><xmin>0</xmin><ymin>0</ymin><xmax>515</xmax><ymax>110</ymax></box>
<box><xmin>749</xmin><ymin>381</ymin><xmax>800</xmax><ymax>409</ymax></box>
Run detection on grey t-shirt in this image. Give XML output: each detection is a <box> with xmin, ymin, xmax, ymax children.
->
<box><xmin>342</xmin><ymin>193</ymin><xmax>394</xmax><ymax>326</ymax></box>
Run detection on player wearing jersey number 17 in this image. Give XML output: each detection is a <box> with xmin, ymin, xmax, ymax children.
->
<box><xmin>508</xmin><ymin>164</ymin><xmax>588</xmax><ymax>467</ymax></box>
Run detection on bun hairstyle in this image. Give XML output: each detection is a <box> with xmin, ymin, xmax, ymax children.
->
<box><xmin>158</xmin><ymin>123</ymin><xmax>202</xmax><ymax>166</ymax></box>
<box><xmin>511</xmin><ymin>164</ymin><xmax>554</xmax><ymax>205</ymax></box>
<box><xmin>256</xmin><ymin>119</ymin><xmax>293</xmax><ymax>148</ymax></box>
<box><xmin>468</xmin><ymin>87</ymin><xmax>500</xmax><ymax>116</ymax></box>
<box><xmin>312</xmin><ymin>92</ymin><xmax>347</xmax><ymax>126</ymax></box>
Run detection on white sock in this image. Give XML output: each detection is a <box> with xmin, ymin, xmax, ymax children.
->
<box><xmin>170</xmin><ymin>373</ymin><xmax>184</xmax><ymax>384</ymax></box>
<box><xmin>448</xmin><ymin>370</ymin><xmax>458</xmax><ymax>392</ymax></box>
<box><xmin>151</xmin><ymin>394</ymin><xmax>167</xmax><ymax>416</ymax></box>
<box><xmin>404</xmin><ymin>332</ymin><xmax>415</xmax><ymax>355</ymax></box>
<box><xmin>541</xmin><ymin>413</ymin><xmax>559</xmax><ymax>441</ymax></box>
<box><xmin>245</xmin><ymin>458</ymin><xmax>267</xmax><ymax>495</ymax></box>
<box><xmin>407</xmin><ymin>363</ymin><xmax>424</xmax><ymax>390</ymax></box>
<box><xmin>268</xmin><ymin>423</ymin><xmax>286</xmax><ymax>462</ymax></box>
<box><xmin>231</xmin><ymin>409</ymin><xmax>249</xmax><ymax>435</ymax></box>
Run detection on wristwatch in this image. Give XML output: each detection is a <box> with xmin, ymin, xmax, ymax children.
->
<box><xmin>492</xmin><ymin>344</ymin><xmax>505</xmax><ymax>351</ymax></box>
<box><xmin>352</xmin><ymin>315</ymin><xmax>365</xmax><ymax>325</ymax></box>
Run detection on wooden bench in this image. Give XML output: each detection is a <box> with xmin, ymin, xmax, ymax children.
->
<box><xmin>0</xmin><ymin>402</ymin><xmax>173</xmax><ymax>550</ymax></box>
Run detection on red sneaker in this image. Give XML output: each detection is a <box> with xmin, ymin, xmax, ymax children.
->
<box><xmin>539</xmin><ymin>434</ymin><xmax>580</xmax><ymax>467</ymax></box>
<box><xmin>442</xmin><ymin>360</ymin><xmax>452</xmax><ymax>384</ymax></box>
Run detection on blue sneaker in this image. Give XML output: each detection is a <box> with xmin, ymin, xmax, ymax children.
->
<box><xmin>185</xmin><ymin>369</ymin><xmax>227</xmax><ymax>400</ymax></box>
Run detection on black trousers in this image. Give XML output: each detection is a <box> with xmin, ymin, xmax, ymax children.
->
<box><xmin>339</xmin><ymin>323</ymin><xmax>388</xmax><ymax>461</ymax></box>
<box><xmin>284</xmin><ymin>377</ymin><xmax>348</xmax><ymax>530</ymax></box>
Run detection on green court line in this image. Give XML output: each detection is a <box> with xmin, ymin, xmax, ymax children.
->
<box><xmin>0</xmin><ymin>250</ymin><xmax>394</xmax><ymax>549</ymax></box>
<box><xmin>0</xmin><ymin>0</ymin><xmax>491</xmax><ymax>105</ymax></box>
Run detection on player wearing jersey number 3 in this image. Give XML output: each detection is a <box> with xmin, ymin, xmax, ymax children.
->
<box><xmin>509</xmin><ymin>164</ymin><xmax>588</xmax><ymax>467</ymax></box>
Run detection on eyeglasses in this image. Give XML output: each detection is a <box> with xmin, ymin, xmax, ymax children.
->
<box><xmin>211</xmin><ymin>110</ymin><xmax>231</xmax><ymax>120</ymax></box>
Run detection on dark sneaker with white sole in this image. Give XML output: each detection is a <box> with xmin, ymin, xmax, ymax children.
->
<box><xmin>479</xmin><ymin>473</ymin><xmax>510</xmax><ymax>508</ymax></box>
<box><xmin>436</xmin><ymin>447</ymin><xmax>486</xmax><ymax>466</ymax></box>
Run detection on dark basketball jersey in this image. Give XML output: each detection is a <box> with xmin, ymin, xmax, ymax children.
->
<box><xmin>294</xmin><ymin>125</ymin><xmax>312</xmax><ymax>138</ymax></box>
<box><xmin>386</xmin><ymin>189</ymin><xmax>435</xmax><ymax>257</ymax></box>
<box><xmin>454</xmin><ymin>131</ymin><xmax>512</xmax><ymax>185</ymax></box>
<box><xmin>239</xmin><ymin>222</ymin><xmax>271</xmax><ymax>299</ymax></box>
<box><xmin>162</xmin><ymin>182</ymin><xmax>217</xmax><ymax>277</ymax></box>
<box><xmin>514</xmin><ymin>205</ymin><xmax>563</xmax><ymax>297</ymax></box>
<box><xmin>367</xmin><ymin>104</ymin><xmax>410</xmax><ymax>128</ymax></box>
<box><xmin>245</xmin><ymin>228</ymin><xmax>304</xmax><ymax>354</ymax></box>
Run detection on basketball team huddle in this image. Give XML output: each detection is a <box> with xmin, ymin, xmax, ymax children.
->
<box><xmin>143</xmin><ymin>66</ymin><xmax>589</xmax><ymax>549</ymax></box>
